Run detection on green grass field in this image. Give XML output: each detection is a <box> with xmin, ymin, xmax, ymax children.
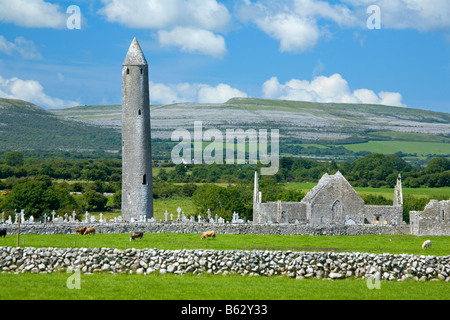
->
<box><xmin>0</xmin><ymin>233</ymin><xmax>449</xmax><ymax>300</ymax></box>
<box><xmin>339</xmin><ymin>141</ymin><xmax>450</xmax><ymax>156</ymax></box>
<box><xmin>284</xmin><ymin>183</ymin><xmax>450</xmax><ymax>200</ymax></box>
<box><xmin>3</xmin><ymin>233</ymin><xmax>450</xmax><ymax>256</ymax></box>
<box><xmin>1</xmin><ymin>272</ymin><xmax>448</xmax><ymax>300</ymax></box>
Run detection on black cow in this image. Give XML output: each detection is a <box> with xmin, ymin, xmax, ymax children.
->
<box><xmin>0</xmin><ymin>228</ymin><xmax>6</xmax><ymax>238</ymax></box>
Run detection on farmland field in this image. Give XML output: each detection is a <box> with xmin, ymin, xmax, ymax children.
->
<box><xmin>2</xmin><ymin>234</ymin><xmax>449</xmax><ymax>256</ymax></box>
<box><xmin>1</xmin><ymin>272</ymin><xmax>448</xmax><ymax>300</ymax></box>
<box><xmin>338</xmin><ymin>141</ymin><xmax>450</xmax><ymax>156</ymax></box>
<box><xmin>0</xmin><ymin>233</ymin><xmax>449</xmax><ymax>301</ymax></box>
<box><xmin>284</xmin><ymin>183</ymin><xmax>450</xmax><ymax>200</ymax></box>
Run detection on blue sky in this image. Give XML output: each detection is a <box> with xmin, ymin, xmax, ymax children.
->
<box><xmin>0</xmin><ymin>0</ymin><xmax>449</xmax><ymax>113</ymax></box>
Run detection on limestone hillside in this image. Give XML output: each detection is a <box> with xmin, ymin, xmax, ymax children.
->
<box><xmin>50</xmin><ymin>98</ymin><xmax>450</xmax><ymax>142</ymax></box>
<box><xmin>0</xmin><ymin>97</ymin><xmax>449</xmax><ymax>153</ymax></box>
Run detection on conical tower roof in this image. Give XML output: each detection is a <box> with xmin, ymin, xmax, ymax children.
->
<box><xmin>123</xmin><ymin>37</ymin><xmax>147</xmax><ymax>66</ymax></box>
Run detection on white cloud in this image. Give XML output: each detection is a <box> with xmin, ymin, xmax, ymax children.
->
<box><xmin>262</xmin><ymin>74</ymin><xmax>406</xmax><ymax>107</ymax></box>
<box><xmin>237</xmin><ymin>0</ymin><xmax>359</xmax><ymax>53</ymax></box>
<box><xmin>99</xmin><ymin>0</ymin><xmax>231</xmax><ymax>31</ymax></box>
<box><xmin>0</xmin><ymin>0</ymin><xmax>66</xmax><ymax>28</ymax></box>
<box><xmin>197</xmin><ymin>83</ymin><xmax>247</xmax><ymax>104</ymax></box>
<box><xmin>0</xmin><ymin>35</ymin><xmax>42</xmax><ymax>60</ymax></box>
<box><xmin>150</xmin><ymin>82</ymin><xmax>247</xmax><ymax>105</ymax></box>
<box><xmin>255</xmin><ymin>14</ymin><xmax>321</xmax><ymax>52</ymax></box>
<box><xmin>158</xmin><ymin>27</ymin><xmax>226</xmax><ymax>58</ymax></box>
<box><xmin>0</xmin><ymin>75</ymin><xmax>79</xmax><ymax>109</ymax></box>
<box><xmin>99</xmin><ymin>0</ymin><xmax>231</xmax><ymax>57</ymax></box>
<box><xmin>343</xmin><ymin>0</ymin><xmax>450</xmax><ymax>31</ymax></box>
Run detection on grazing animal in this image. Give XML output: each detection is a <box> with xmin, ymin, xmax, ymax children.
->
<box><xmin>83</xmin><ymin>227</ymin><xmax>95</xmax><ymax>235</ymax></box>
<box><xmin>75</xmin><ymin>227</ymin><xmax>86</xmax><ymax>235</ymax></box>
<box><xmin>130</xmin><ymin>232</ymin><xmax>144</xmax><ymax>241</ymax></box>
<box><xmin>0</xmin><ymin>228</ymin><xmax>6</xmax><ymax>238</ymax></box>
<box><xmin>422</xmin><ymin>239</ymin><xmax>432</xmax><ymax>249</ymax></box>
<box><xmin>201</xmin><ymin>230</ymin><xmax>216</xmax><ymax>240</ymax></box>
<box><xmin>1</xmin><ymin>191</ymin><xmax>8</xmax><ymax>196</ymax></box>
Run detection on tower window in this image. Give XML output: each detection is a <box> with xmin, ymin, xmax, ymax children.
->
<box><xmin>126</xmin><ymin>68</ymin><xmax>129</xmax><ymax>75</ymax></box>
<box><xmin>140</xmin><ymin>68</ymin><xmax>143</xmax><ymax>75</ymax></box>
<box><xmin>143</xmin><ymin>174</ymin><xmax>147</xmax><ymax>185</ymax></box>
<box><xmin>138</xmin><ymin>109</ymin><xmax>141</xmax><ymax>115</ymax></box>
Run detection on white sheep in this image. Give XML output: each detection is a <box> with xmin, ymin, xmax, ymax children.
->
<box><xmin>422</xmin><ymin>239</ymin><xmax>432</xmax><ymax>249</ymax></box>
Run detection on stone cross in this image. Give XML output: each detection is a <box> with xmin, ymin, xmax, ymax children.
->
<box><xmin>72</xmin><ymin>211</ymin><xmax>76</xmax><ymax>222</ymax></box>
<box><xmin>64</xmin><ymin>213</ymin><xmax>68</xmax><ymax>222</ymax></box>
<box><xmin>164</xmin><ymin>210</ymin><xmax>168</xmax><ymax>221</ymax></box>
<box><xmin>51</xmin><ymin>210</ymin><xmax>56</xmax><ymax>222</ymax></box>
<box><xmin>177</xmin><ymin>207</ymin><xmax>181</xmax><ymax>221</ymax></box>
<box><xmin>43</xmin><ymin>213</ymin><xmax>48</xmax><ymax>224</ymax></box>
<box><xmin>197</xmin><ymin>214</ymin><xmax>202</xmax><ymax>223</ymax></box>
<box><xmin>20</xmin><ymin>209</ymin><xmax>25</xmax><ymax>223</ymax></box>
<box><xmin>207</xmin><ymin>209</ymin><xmax>211</xmax><ymax>221</ymax></box>
<box><xmin>99</xmin><ymin>213</ymin><xmax>103</xmax><ymax>223</ymax></box>
<box><xmin>85</xmin><ymin>211</ymin><xmax>89</xmax><ymax>223</ymax></box>
<box><xmin>170</xmin><ymin>214</ymin><xmax>173</xmax><ymax>221</ymax></box>
<box><xmin>214</xmin><ymin>213</ymin><xmax>218</xmax><ymax>223</ymax></box>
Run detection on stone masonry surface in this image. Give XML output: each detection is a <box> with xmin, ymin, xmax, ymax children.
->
<box><xmin>1</xmin><ymin>246</ymin><xmax>449</xmax><ymax>282</ymax></box>
<box><xmin>1</xmin><ymin>222</ymin><xmax>411</xmax><ymax>236</ymax></box>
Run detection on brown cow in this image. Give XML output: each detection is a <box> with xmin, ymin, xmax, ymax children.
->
<box><xmin>1</xmin><ymin>191</ymin><xmax>8</xmax><ymax>196</ymax></box>
<box><xmin>130</xmin><ymin>232</ymin><xmax>143</xmax><ymax>241</ymax></box>
<box><xmin>83</xmin><ymin>227</ymin><xmax>95</xmax><ymax>235</ymax></box>
<box><xmin>75</xmin><ymin>227</ymin><xmax>86</xmax><ymax>235</ymax></box>
<box><xmin>201</xmin><ymin>230</ymin><xmax>216</xmax><ymax>240</ymax></box>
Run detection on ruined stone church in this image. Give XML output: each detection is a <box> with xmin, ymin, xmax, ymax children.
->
<box><xmin>253</xmin><ymin>171</ymin><xmax>404</xmax><ymax>226</ymax></box>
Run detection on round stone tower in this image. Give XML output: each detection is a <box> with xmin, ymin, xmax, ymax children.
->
<box><xmin>121</xmin><ymin>37</ymin><xmax>153</xmax><ymax>222</ymax></box>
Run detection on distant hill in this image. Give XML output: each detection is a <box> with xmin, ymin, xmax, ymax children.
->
<box><xmin>1</xmin><ymin>97</ymin><xmax>448</xmax><ymax>159</ymax></box>
<box><xmin>50</xmin><ymin>98</ymin><xmax>450</xmax><ymax>141</ymax></box>
<box><xmin>0</xmin><ymin>98</ymin><xmax>120</xmax><ymax>152</ymax></box>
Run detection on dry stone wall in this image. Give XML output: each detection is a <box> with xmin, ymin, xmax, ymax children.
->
<box><xmin>1</xmin><ymin>246</ymin><xmax>449</xmax><ymax>282</ymax></box>
<box><xmin>1</xmin><ymin>222</ymin><xmax>410</xmax><ymax>236</ymax></box>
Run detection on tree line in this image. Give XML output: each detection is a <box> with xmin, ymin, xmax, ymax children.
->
<box><xmin>0</xmin><ymin>151</ymin><xmax>448</xmax><ymax>221</ymax></box>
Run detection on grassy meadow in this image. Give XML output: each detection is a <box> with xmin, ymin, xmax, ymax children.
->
<box><xmin>3</xmin><ymin>233</ymin><xmax>449</xmax><ymax>256</ymax></box>
<box><xmin>1</xmin><ymin>272</ymin><xmax>448</xmax><ymax>300</ymax></box>
<box><xmin>0</xmin><ymin>233</ymin><xmax>449</xmax><ymax>300</ymax></box>
<box><xmin>339</xmin><ymin>141</ymin><xmax>450</xmax><ymax>156</ymax></box>
<box><xmin>284</xmin><ymin>183</ymin><xmax>450</xmax><ymax>200</ymax></box>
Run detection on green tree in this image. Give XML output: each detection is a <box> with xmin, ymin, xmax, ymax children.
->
<box><xmin>82</xmin><ymin>191</ymin><xmax>108</xmax><ymax>211</ymax></box>
<box><xmin>425</xmin><ymin>157</ymin><xmax>450</xmax><ymax>174</ymax></box>
<box><xmin>0</xmin><ymin>179</ymin><xmax>63</xmax><ymax>218</ymax></box>
<box><xmin>5</xmin><ymin>151</ymin><xmax>24</xmax><ymax>167</ymax></box>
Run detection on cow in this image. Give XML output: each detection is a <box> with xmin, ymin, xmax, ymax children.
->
<box><xmin>201</xmin><ymin>230</ymin><xmax>216</xmax><ymax>240</ymax></box>
<box><xmin>1</xmin><ymin>191</ymin><xmax>8</xmax><ymax>196</ymax></box>
<box><xmin>75</xmin><ymin>227</ymin><xmax>86</xmax><ymax>235</ymax></box>
<box><xmin>0</xmin><ymin>228</ymin><xmax>6</xmax><ymax>238</ymax></box>
<box><xmin>422</xmin><ymin>239</ymin><xmax>432</xmax><ymax>249</ymax></box>
<box><xmin>83</xmin><ymin>227</ymin><xmax>95</xmax><ymax>235</ymax></box>
<box><xmin>130</xmin><ymin>232</ymin><xmax>144</xmax><ymax>241</ymax></box>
